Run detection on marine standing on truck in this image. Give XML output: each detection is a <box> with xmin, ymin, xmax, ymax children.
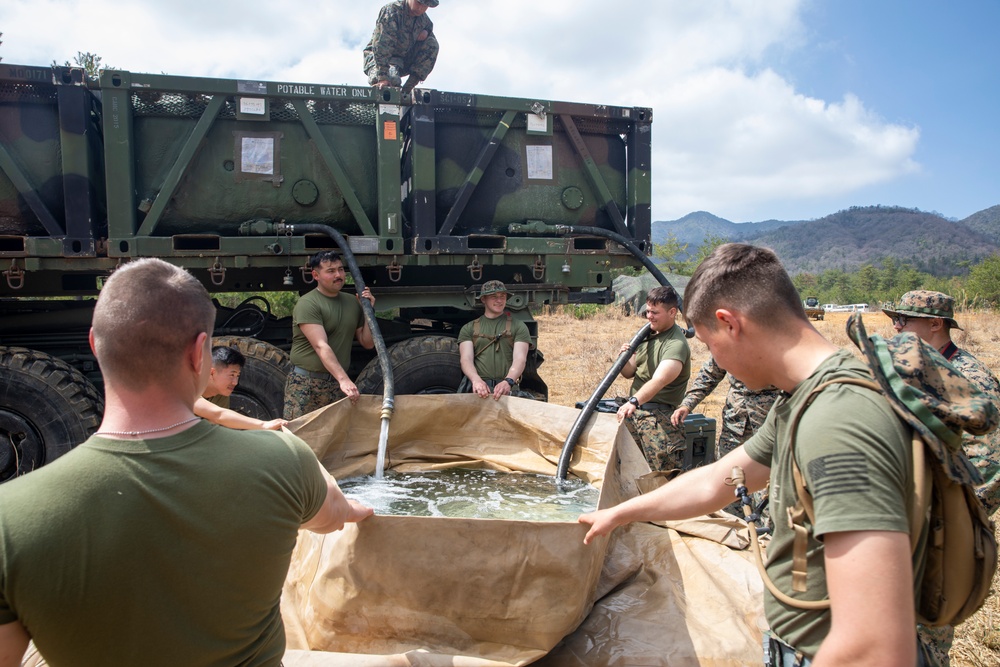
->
<box><xmin>581</xmin><ymin>243</ymin><xmax>918</xmax><ymax>667</ymax></box>
<box><xmin>194</xmin><ymin>346</ymin><xmax>288</xmax><ymax>430</ymax></box>
<box><xmin>363</xmin><ymin>0</ymin><xmax>440</xmax><ymax>96</ymax></box>
<box><xmin>884</xmin><ymin>289</ymin><xmax>1000</xmax><ymax>667</ymax></box>
<box><xmin>615</xmin><ymin>285</ymin><xmax>691</xmax><ymax>471</ymax></box>
<box><xmin>284</xmin><ymin>251</ymin><xmax>375</xmax><ymax>419</ymax></box>
<box><xmin>458</xmin><ymin>280</ymin><xmax>532</xmax><ymax>400</ymax></box>
<box><xmin>0</xmin><ymin>258</ymin><xmax>373</xmax><ymax>666</ymax></box>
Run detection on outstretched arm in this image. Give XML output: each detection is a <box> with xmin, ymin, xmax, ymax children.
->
<box><xmin>194</xmin><ymin>397</ymin><xmax>287</xmax><ymax>431</ymax></box>
<box><xmin>301</xmin><ymin>463</ymin><xmax>374</xmax><ymax>534</ymax></box>
<box><xmin>579</xmin><ymin>446</ymin><xmax>769</xmax><ymax>544</ymax></box>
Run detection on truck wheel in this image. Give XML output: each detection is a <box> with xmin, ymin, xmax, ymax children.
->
<box><xmin>212</xmin><ymin>337</ymin><xmax>292</xmax><ymax>420</ymax></box>
<box><xmin>356</xmin><ymin>336</ymin><xmax>463</xmax><ymax>395</ymax></box>
<box><xmin>0</xmin><ymin>347</ymin><xmax>104</xmax><ymax>482</ymax></box>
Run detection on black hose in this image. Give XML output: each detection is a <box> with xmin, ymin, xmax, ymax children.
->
<box><xmin>525</xmin><ymin>223</ymin><xmax>685</xmax><ymax>481</ymax></box>
<box><xmin>554</xmin><ymin>224</ymin><xmax>672</xmax><ymax>288</ymax></box>
<box><xmin>556</xmin><ymin>323</ymin><xmax>651</xmax><ymax>481</ymax></box>
<box><xmin>277</xmin><ymin>223</ymin><xmax>394</xmax><ymax>418</ymax></box>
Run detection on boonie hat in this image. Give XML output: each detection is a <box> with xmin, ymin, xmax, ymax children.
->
<box><xmin>479</xmin><ymin>280</ymin><xmax>509</xmax><ymax>299</ymax></box>
<box><xmin>883</xmin><ymin>290</ymin><xmax>963</xmax><ymax>330</ymax></box>
<box><xmin>417</xmin><ymin>0</ymin><xmax>439</xmax><ymax>6</ymax></box>
<box><xmin>846</xmin><ymin>313</ymin><xmax>996</xmax><ymax>485</ymax></box>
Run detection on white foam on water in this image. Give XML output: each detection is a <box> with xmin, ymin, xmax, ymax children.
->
<box><xmin>339</xmin><ymin>468</ymin><xmax>599</xmax><ymax>522</ymax></box>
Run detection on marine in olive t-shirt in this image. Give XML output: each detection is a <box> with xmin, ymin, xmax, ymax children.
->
<box><xmin>743</xmin><ymin>349</ymin><xmax>912</xmax><ymax>657</ymax></box>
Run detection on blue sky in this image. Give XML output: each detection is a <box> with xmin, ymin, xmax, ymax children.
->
<box><xmin>2</xmin><ymin>0</ymin><xmax>997</xmax><ymax>223</ymax></box>
<box><xmin>774</xmin><ymin>0</ymin><xmax>1000</xmax><ymax>222</ymax></box>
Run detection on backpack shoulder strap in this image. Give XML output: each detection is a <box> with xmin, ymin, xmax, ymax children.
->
<box><xmin>784</xmin><ymin>376</ymin><xmax>929</xmax><ymax>596</ymax></box>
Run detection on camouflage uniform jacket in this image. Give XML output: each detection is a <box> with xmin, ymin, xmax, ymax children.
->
<box><xmin>941</xmin><ymin>341</ymin><xmax>1000</xmax><ymax>515</ymax></box>
<box><xmin>363</xmin><ymin>1</ymin><xmax>439</xmax><ymax>83</ymax></box>
<box><xmin>680</xmin><ymin>356</ymin><xmax>782</xmax><ymax>455</ymax></box>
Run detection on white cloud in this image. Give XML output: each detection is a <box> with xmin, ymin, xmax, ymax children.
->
<box><xmin>654</xmin><ymin>68</ymin><xmax>920</xmax><ymax>220</ymax></box>
<box><xmin>0</xmin><ymin>0</ymin><xmax>921</xmax><ymax>221</ymax></box>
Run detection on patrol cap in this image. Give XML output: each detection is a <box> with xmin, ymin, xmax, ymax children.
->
<box><xmin>883</xmin><ymin>290</ymin><xmax>962</xmax><ymax>330</ymax></box>
<box><xmin>479</xmin><ymin>280</ymin><xmax>508</xmax><ymax>299</ymax></box>
<box><xmin>417</xmin><ymin>0</ymin><xmax>439</xmax><ymax>6</ymax></box>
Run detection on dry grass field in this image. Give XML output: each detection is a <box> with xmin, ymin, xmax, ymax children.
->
<box><xmin>535</xmin><ymin>307</ymin><xmax>1000</xmax><ymax>666</ymax></box>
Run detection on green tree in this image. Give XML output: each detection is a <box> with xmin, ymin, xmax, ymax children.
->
<box><xmin>878</xmin><ymin>257</ymin><xmax>899</xmax><ymax>294</ymax></box>
<box><xmin>856</xmin><ymin>264</ymin><xmax>879</xmax><ymax>297</ymax></box>
<box><xmin>652</xmin><ymin>233</ymin><xmax>689</xmax><ymax>274</ymax></box>
<box><xmin>688</xmin><ymin>233</ymin><xmax>727</xmax><ymax>270</ymax></box>
<box><xmin>965</xmin><ymin>254</ymin><xmax>1000</xmax><ymax>306</ymax></box>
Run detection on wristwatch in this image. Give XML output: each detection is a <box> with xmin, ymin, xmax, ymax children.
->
<box><xmin>503</xmin><ymin>378</ymin><xmax>515</xmax><ymax>387</ymax></box>
<box><xmin>628</xmin><ymin>396</ymin><xmax>640</xmax><ymax>408</ymax></box>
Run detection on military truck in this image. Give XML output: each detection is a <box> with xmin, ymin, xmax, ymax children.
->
<box><xmin>0</xmin><ymin>63</ymin><xmax>652</xmax><ymax>480</ymax></box>
<box><xmin>803</xmin><ymin>296</ymin><xmax>824</xmax><ymax>320</ymax></box>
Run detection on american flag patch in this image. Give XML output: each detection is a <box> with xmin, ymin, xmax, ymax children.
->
<box><xmin>808</xmin><ymin>453</ymin><xmax>870</xmax><ymax>498</ymax></box>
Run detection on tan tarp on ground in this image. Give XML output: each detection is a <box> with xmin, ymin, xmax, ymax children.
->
<box><xmin>280</xmin><ymin>395</ymin><xmax>766</xmax><ymax>667</ymax></box>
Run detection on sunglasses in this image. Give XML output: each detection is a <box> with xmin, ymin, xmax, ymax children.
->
<box><xmin>890</xmin><ymin>315</ymin><xmax>909</xmax><ymax>327</ymax></box>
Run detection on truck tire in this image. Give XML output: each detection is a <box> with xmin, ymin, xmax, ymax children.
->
<box><xmin>0</xmin><ymin>347</ymin><xmax>104</xmax><ymax>482</ymax></box>
<box><xmin>212</xmin><ymin>336</ymin><xmax>292</xmax><ymax>421</ymax></box>
<box><xmin>356</xmin><ymin>336</ymin><xmax>463</xmax><ymax>395</ymax></box>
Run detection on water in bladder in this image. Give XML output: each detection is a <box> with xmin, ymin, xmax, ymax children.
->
<box><xmin>340</xmin><ymin>468</ymin><xmax>600</xmax><ymax>522</ymax></box>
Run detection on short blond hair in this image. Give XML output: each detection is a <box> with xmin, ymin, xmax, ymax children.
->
<box><xmin>92</xmin><ymin>259</ymin><xmax>215</xmax><ymax>390</ymax></box>
<box><xmin>684</xmin><ymin>243</ymin><xmax>806</xmax><ymax>330</ymax></box>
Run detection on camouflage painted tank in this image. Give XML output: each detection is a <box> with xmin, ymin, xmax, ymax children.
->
<box><xmin>0</xmin><ymin>63</ymin><xmax>653</xmax><ymax>479</ymax></box>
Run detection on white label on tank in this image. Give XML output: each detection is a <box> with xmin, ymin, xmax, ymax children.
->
<box><xmin>240</xmin><ymin>98</ymin><xmax>266</xmax><ymax>115</ymax></box>
<box><xmin>526</xmin><ymin>145</ymin><xmax>553</xmax><ymax>180</ymax></box>
<box><xmin>349</xmin><ymin>237</ymin><xmax>379</xmax><ymax>253</ymax></box>
<box><xmin>380</xmin><ymin>104</ymin><xmax>401</xmax><ymax>117</ymax></box>
<box><xmin>527</xmin><ymin>112</ymin><xmax>547</xmax><ymax>132</ymax></box>
<box><xmin>241</xmin><ymin>137</ymin><xmax>274</xmax><ymax>175</ymax></box>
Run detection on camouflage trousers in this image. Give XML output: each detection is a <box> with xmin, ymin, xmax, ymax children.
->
<box><xmin>283</xmin><ymin>371</ymin><xmax>346</xmax><ymax>420</ymax></box>
<box><xmin>625</xmin><ymin>405</ymin><xmax>687</xmax><ymax>472</ymax></box>
<box><xmin>363</xmin><ymin>42</ymin><xmax>439</xmax><ymax>87</ymax></box>
<box><xmin>917</xmin><ymin>624</ymin><xmax>952</xmax><ymax>667</ymax></box>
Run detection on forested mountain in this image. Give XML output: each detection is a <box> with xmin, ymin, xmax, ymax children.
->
<box><xmin>652</xmin><ymin>205</ymin><xmax>1000</xmax><ymax>277</ymax></box>
<box><xmin>651</xmin><ymin>211</ymin><xmax>799</xmax><ymax>247</ymax></box>
<box><xmin>957</xmin><ymin>205</ymin><xmax>1000</xmax><ymax>246</ymax></box>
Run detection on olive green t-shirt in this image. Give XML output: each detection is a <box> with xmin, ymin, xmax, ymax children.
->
<box><xmin>630</xmin><ymin>323</ymin><xmax>691</xmax><ymax>406</ymax></box>
<box><xmin>289</xmin><ymin>288</ymin><xmax>364</xmax><ymax>373</ymax></box>
<box><xmin>743</xmin><ymin>349</ymin><xmax>912</xmax><ymax>657</ymax></box>
<box><xmin>205</xmin><ymin>393</ymin><xmax>230</xmax><ymax>409</ymax></box>
<box><xmin>458</xmin><ymin>313</ymin><xmax>532</xmax><ymax>382</ymax></box>
<box><xmin>0</xmin><ymin>421</ymin><xmax>327</xmax><ymax>666</ymax></box>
